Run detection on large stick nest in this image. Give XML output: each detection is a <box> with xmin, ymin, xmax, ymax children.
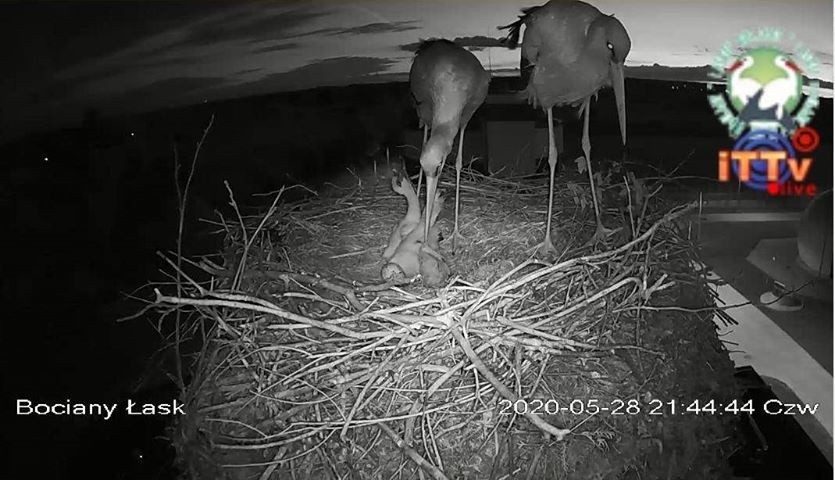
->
<box><xmin>154</xmin><ymin>165</ymin><xmax>740</xmax><ymax>480</ymax></box>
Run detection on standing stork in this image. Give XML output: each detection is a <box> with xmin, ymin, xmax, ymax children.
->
<box><xmin>409</xmin><ymin>39</ymin><xmax>490</xmax><ymax>255</ymax></box>
<box><xmin>727</xmin><ymin>55</ymin><xmax>759</xmax><ymax>107</ymax></box>
<box><xmin>500</xmin><ymin>0</ymin><xmax>630</xmax><ymax>252</ymax></box>
<box><xmin>759</xmin><ymin>54</ymin><xmax>802</xmax><ymax>121</ymax></box>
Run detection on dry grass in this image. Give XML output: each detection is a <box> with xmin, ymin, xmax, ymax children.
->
<box><xmin>148</xmin><ymin>163</ymin><xmax>739</xmax><ymax>480</ymax></box>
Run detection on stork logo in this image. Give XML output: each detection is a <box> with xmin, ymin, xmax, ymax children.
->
<box><xmin>707</xmin><ymin>28</ymin><xmax>822</xmax><ymax>196</ymax></box>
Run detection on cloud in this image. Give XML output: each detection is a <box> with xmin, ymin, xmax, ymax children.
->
<box><xmin>236</xmin><ymin>67</ymin><xmax>264</xmax><ymax>76</ymax></box>
<box><xmin>175</xmin><ymin>7</ymin><xmax>330</xmax><ymax>48</ymax></box>
<box><xmin>400</xmin><ymin>36</ymin><xmax>504</xmax><ymax>53</ymax></box>
<box><xmin>143</xmin><ymin>55</ymin><xmax>210</xmax><ymax>69</ymax></box>
<box><xmin>251</xmin><ymin>43</ymin><xmax>300</xmax><ymax>54</ymax></box>
<box><xmin>327</xmin><ymin>21</ymin><xmax>420</xmax><ymax>36</ymax></box>
<box><xmin>273</xmin><ymin>20</ymin><xmax>421</xmax><ymax>41</ymax></box>
<box><xmin>3</xmin><ymin>6</ymin><xmax>415</xmax><ymax>116</ymax></box>
<box><xmin>233</xmin><ymin>56</ymin><xmax>397</xmax><ymax>93</ymax></box>
<box><xmin>0</xmin><ymin>3</ymin><xmax>235</xmax><ymax>76</ymax></box>
<box><xmin>23</xmin><ymin>6</ymin><xmax>318</xmax><ymax>105</ymax></box>
<box><xmin>452</xmin><ymin>36</ymin><xmax>506</xmax><ymax>49</ymax></box>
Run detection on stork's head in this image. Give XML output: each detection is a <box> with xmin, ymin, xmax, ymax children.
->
<box><xmin>595</xmin><ymin>15</ymin><xmax>631</xmax><ymax>65</ymax></box>
<box><xmin>418</xmin><ymin>130</ymin><xmax>454</xmax><ymax>245</ymax></box>
<box><xmin>590</xmin><ymin>14</ymin><xmax>631</xmax><ymax>146</ymax></box>
<box><xmin>727</xmin><ymin>55</ymin><xmax>755</xmax><ymax>74</ymax></box>
<box><xmin>419</xmin><ymin>137</ymin><xmax>450</xmax><ymax>178</ymax></box>
<box><xmin>775</xmin><ymin>54</ymin><xmax>802</xmax><ymax>74</ymax></box>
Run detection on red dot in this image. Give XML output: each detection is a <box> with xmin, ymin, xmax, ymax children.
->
<box><xmin>792</xmin><ymin>127</ymin><xmax>820</xmax><ymax>153</ymax></box>
<box><xmin>767</xmin><ymin>183</ymin><xmax>779</xmax><ymax>196</ymax></box>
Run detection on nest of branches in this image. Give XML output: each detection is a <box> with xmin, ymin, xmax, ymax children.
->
<box><xmin>153</xmin><ymin>164</ymin><xmax>740</xmax><ymax>480</ymax></box>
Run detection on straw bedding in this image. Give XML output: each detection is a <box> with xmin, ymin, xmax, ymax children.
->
<box><xmin>153</xmin><ymin>165</ymin><xmax>741</xmax><ymax>479</ymax></box>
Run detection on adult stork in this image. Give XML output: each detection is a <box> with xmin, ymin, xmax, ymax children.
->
<box><xmin>409</xmin><ymin>39</ymin><xmax>490</xmax><ymax>255</ymax></box>
<box><xmin>500</xmin><ymin>0</ymin><xmax>630</xmax><ymax>252</ymax></box>
<box><xmin>760</xmin><ymin>54</ymin><xmax>802</xmax><ymax>121</ymax></box>
<box><xmin>727</xmin><ymin>55</ymin><xmax>759</xmax><ymax>107</ymax></box>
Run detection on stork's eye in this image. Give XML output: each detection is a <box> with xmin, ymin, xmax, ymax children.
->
<box><xmin>606</xmin><ymin>42</ymin><xmax>616</xmax><ymax>60</ymax></box>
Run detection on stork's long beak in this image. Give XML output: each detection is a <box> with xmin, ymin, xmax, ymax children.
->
<box><xmin>610</xmin><ymin>61</ymin><xmax>627</xmax><ymax>146</ymax></box>
<box><xmin>423</xmin><ymin>174</ymin><xmax>438</xmax><ymax>245</ymax></box>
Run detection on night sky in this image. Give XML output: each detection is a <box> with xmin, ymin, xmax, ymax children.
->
<box><xmin>3</xmin><ymin>3</ymin><xmax>833</xmax><ymax>477</ymax></box>
<box><xmin>0</xmin><ymin>0</ymin><xmax>831</xmax><ymax>143</ymax></box>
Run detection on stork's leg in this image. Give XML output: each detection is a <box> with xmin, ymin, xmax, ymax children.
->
<box><xmin>417</xmin><ymin>125</ymin><xmax>429</xmax><ymax>198</ymax></box>
<box><xmin>423</xmin><ymin>173</ymin><xmax>438</xmax><ymax>246</ymax></box>
<box><xmin>452</xmin><ymin>122</ymin><xmax>467</xmax><ymax>255</ymax></box>
<box><xmin>535</xmin><ymin>107</ymin><xmax>558</xmax><ymax>256</ymax></box>
<box><xmin>581</xmin><ymin>97</ymin><xmax>616</xmax><ymax>245</ymax></box>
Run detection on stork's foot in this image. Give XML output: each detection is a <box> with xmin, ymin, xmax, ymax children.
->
<box><xmin>451</xmin><ymin>229</ymin><xmax>467</xmax><ymax>256</ymax></box>
<box><xmin>420</xmin><ymin>244</ymin><xmax>445</xmax><ymax>263</ymax></box>
<box><xmin>584</xmin><ymin>223</ymin><xmax>619</xmax><ymax>247</ymax></box>
<box><xmin>532</xmin><ymin>235</ymin><xmax>558</xmax><ymax>257</ymax></box>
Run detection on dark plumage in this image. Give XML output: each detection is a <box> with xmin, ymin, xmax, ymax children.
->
<box><xmin>409</xmin><ymin>39</ymin><xmax>490</xmax><ymax>254</ymax></box>
<box><xmin>500</xmin><ymin>0</ymin><xmax>631</xmax><ymax>250</ymax></box>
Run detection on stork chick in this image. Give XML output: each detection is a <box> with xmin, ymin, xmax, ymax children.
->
<box><xmin>382</xmin><ymin>167</ymin><xmax>450</xmax><ymax>287</ymax></box>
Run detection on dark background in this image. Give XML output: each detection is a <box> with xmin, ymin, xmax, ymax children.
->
<box><xmin>3</xmin><ymin>72</ymin><xmax>832</xmax><ymax>477</ymax></box>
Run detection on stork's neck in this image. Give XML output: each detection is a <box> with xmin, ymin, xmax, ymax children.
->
<box><xmin>429</xmin><ymin>122</ymin><xmax>457</xmax><ymax>148</ymax></box>
<box><xmin>731</xmin><ymin>66</ymin><xmax>744</xmax><ymax>84</ymax></box>
<box><xmin>420</xmin><ymin>123</ymin><xmax>457</xmax><ymax>176</ymax></box>
<box><xmin>783</xmin><ymin>64</ymin><xmax>798</xmax><ymax>82</ymax></box>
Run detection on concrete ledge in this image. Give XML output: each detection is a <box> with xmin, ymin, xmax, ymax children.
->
<box><xmin>697</xmin><ymin>211</ymin><xmax>801</xmax><ymax>223</ymax></box>
<box><xmin>747</xmin><ymin>238</ymin><xmax>833</xmax><ymax>302</ymax></box>
<box><xmin>708</xmin><ymin>267</ymin><xmax>833</xmax><ymax>463</ymax></box>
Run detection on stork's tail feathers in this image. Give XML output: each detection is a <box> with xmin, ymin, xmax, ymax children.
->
<box><xmin>498</xmin><ymin>19</ymin><xmax>524</xmax><ymax>49</ymax></box>
<box><xmin>498</xmin><ymin>5</ymin><xmax>541</xmax><ymax>49</ymax></box>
